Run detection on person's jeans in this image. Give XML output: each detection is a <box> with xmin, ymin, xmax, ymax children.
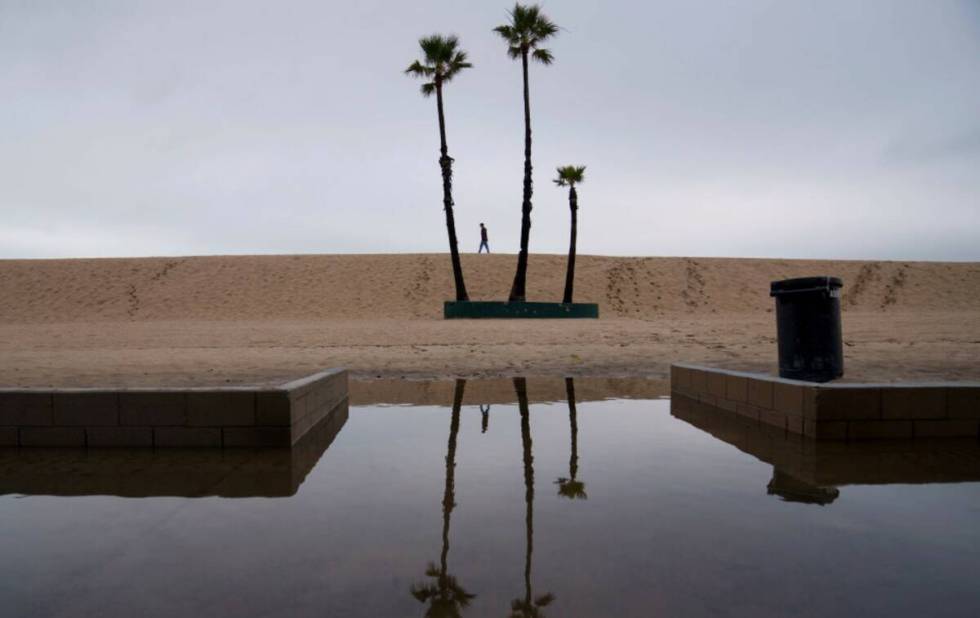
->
<box><xmin>478</xmin><ymin>240</ymin><xmax>490</xmax><ymax>253</ymax></box>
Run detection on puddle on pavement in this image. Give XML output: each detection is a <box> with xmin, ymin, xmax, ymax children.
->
<box><xmin>1</xmin><ymin>377</ymin><xmax>978</xmax><ymax>618</ymax></box>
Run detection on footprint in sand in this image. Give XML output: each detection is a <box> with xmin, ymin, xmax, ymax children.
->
<box><xmin>680</xmin><ymin>259</ymin><xmax>706</xmax><ymax>309</ymax></box>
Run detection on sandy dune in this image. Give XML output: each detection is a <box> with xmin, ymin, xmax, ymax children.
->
<box><xmin>1</xmin><ymin>253</ymin><xmax>978</xmax><ymax>386</ymax></box>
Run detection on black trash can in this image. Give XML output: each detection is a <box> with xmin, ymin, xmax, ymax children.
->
<box><xmin>770</xmin><ymin>276</ymin><xmax>844</xmax><ymax>382</ymax></box>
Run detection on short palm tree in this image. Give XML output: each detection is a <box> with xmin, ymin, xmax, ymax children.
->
<box><xmin>410</xmin><ymin>379</ymin><xmax>476</xmax><ymax>617</ymax></box>
<box><xmin>406</xmin><ymin>35</ymin><xmax>472</xmax><ymax>302</ymax></box>
<box><xmin>555</xmin><ymin>377</ymin><xmax>587</xmax><ymax>500</ymax></box>
<box><xmin>554</xmin><ymin>166</ymin><xmax>585</xmax><ymax>304</ymax></box>
<box><xmin>494</xmin><ymin>4</ymin><xmax>559</xmax><ymax>302</ymax></box>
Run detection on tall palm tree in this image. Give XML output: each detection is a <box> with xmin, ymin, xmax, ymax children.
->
<box><xmin>555</xmin><ymin>377</ymin><xmax>587</xmax><ymax>500</ymax></box>
<box><xmin>510</xmin><ymin>378</ymin><xmax>556</xmax><ymax>617</ymax></box>
<box><xmin>553</xmin><ymin>166</ymin><xmax>585</xmax><ymax>305</ymax></box>
<box><xmin>494</xmin><ymin>4</ymin><xmax>559</xmax><ymax>302</ymax></box>
<box><xmin>411</xmin><ymin>379</ymin><xmax>476</xmax><ymax>617</ymax></box>
<box><xmin>406</xmin><ymin>35</ymin><xmax>473</xmax><ymax>302</ymax></box>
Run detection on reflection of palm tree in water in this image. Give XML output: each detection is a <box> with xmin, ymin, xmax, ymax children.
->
<box><xmin>510</xmin><ymin>378</ymin><xmax>555</xmax><ymax>618</ymax></box>
<box><xmin>411</xmin><ymin>379</ymin><xmax>476</xmax><ymax>617</ymax></box>
<box><xmin>479</xmin><ymin>405</ymin><xmax>490</xmax><ymax>434</ymax></box>
<box><xmin>555</xmin><ymin>378</ymin><xmax>587</xmax><ymax>500</ymax></box>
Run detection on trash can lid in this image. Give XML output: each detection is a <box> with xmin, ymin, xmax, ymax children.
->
<box><xmin>770</xmin><ymin>276</ymin><xmax>843</xmax><ymax>296</ymax></box>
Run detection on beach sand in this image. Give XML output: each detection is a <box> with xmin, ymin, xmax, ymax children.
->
<box><xmin>1</xmin><ymin>253</ymin><xmax>978</xmax><ymax>387</ymax></box>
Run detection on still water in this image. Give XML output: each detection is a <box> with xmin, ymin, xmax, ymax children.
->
<box><xmin>1</xmin><ymin>378</ymin><xmax>979</xmax><ymax>618</ymax></box>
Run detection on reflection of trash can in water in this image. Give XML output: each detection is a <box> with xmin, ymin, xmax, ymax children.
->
<box><xmin>769</xmin><ymin>276</ymin><xmax>844</xmax><ymax>382</ymax></box>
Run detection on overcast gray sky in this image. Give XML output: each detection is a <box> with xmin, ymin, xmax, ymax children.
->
<box><xmin>2</xmin><ymin>0</ymin><xmax>979</xmax><ymax>260</ymax></box>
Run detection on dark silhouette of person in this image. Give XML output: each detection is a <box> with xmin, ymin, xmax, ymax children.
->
<box><xmin>478</xmin><ymin>223</ymin><xmax>490</xmax><ymax>254</ymax></box>
<box><xmin>479</xmin><ymin>404</ymin><xmax>490</xmax><ymax>433</ymax></box>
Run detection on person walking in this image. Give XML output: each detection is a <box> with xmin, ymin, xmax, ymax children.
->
<box><xmin>478</xmin><ymin>223</ymin><xmax>490</xmax><ymax>254</ymax></box>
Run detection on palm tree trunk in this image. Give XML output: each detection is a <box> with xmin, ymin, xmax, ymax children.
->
<box><xmin>565</xmin><ymin>377</ymin><xmax>578</xmax><ymax>481</ymax></box>
<box><xmin>435</xmin><ymin>81</ymin><xmax>469</xmax><ymax>302</ymax></box>
<box><xmin>513</xmin><ymin>377</ymin><xmax>534</xmax><ymax>608</ymax></box>
<box><xmin>562</xmin><ymin>186</ymin><xmax>578</xmax><ymax>304</ymax></box>
<box><xmin>508</xmin><ymin>50</ymin><xmax>534</xmax><ymax>302</ymax></box>
<box><xmin>440</xmin><ymin>379</ymin><xmax>465</xmax><ymax>581</ymax></box>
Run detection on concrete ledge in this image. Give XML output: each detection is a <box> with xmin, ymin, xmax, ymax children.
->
<box><xmin>670</xmin><ymin>394</ymin><xmax>980</xmax><ymax>504</ymax></box>
<box><xmin>671</xmin><ymin>364</ymin><xmax>980</xmax><ymax>441</ymax></box>
<box><xmin>0</xmin><ymin>369</ymin><xmax>347</xmax><ymax>448</ymax></box>
<box><xmin>444</xmin><ymin>300</ymin><xmax>599</xmax><ymax>319</ymax></box>
<box><xmin>0</xmin><ymin>402</ymin><xmax>349</xmax><ymax>497</ymax></box>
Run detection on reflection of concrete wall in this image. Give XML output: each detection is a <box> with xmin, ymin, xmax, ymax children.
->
<box><xmin>0</xmin><ymin>369</ymin><xmax>347</xmax><ymax>448</ymax></box>
<box><xmin>671</xmin><ymin>395</ymin><xmax>980</xmax><ymax>488</ymax></box>
<box><xmin>671</xmin><ymin>363</ymin><xmax>980</xmax><ymax>440</ymax></box>
<box><xmin>766</xmin><ymin>470</ymin><xmax>839</xmax><ymax>505</ymax></box>
<box><xmin>350</xmin><ymin>377</ymin><xmax>668</xmax><ymax>407</ymax></box>
<box><xmin>0</xmin><ymin>400</ymin><xmax>348</xmax><ymax>498</ymax></box>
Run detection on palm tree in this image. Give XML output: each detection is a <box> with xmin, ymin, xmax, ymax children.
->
<box><xmin>406</xmin><ymin>35</ymin><xmax>473</xmax><ymax>302</ymax></box>
<box><xmin>553</xmin><ymin>166</ymin><xmax>585</xmax><ymax>305</ymax></box>
<box><xmin>555</xmin><ymin>377</ymin><xmax>587</xmax><ymax>500</ymax></box>
<box><xmin>411</xmin><ymin>379</ymin><xmax>476</xmax><ymax>617</ymax></box>
<box><xmin>510</xmin><ymin>378</ymin><xmax>556</xmax><ymax>617</ymax></box>
<box><xmin>494</xmin><ymin>4</ymin><xmax>559</xmax><ymax>302</ymax></box>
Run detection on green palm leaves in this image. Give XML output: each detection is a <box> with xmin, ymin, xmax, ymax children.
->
<box><xmin>553</xmin><ymin>165</ymin><xmax>585</xmax><ymax>188</ymax></box>
<box><xmin>410</xmin><ymin>567</ymin><xmax>476</xmax><ymax>618</ymax></box>
<box><xmin>405</xmin><ymin>35</ymin><xmax>473</xmax><ymax>97</ymax></box>
<box><xmin>509</xmin><ymin>593</ymin><xmax>556</xmax><ymax>618</ymax></box>
<box><xmin>493</xmin><ymin>4</ymin><xmax>559</xmax><ymax>63</ymax></box>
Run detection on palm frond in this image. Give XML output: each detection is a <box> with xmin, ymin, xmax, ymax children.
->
<box><xmin>443</xmin><ymin>51</ymin><xmax>473</xmax><ymax>81</ymax></box>
<box><xmin>411</xmin><ymin>583</ymin><xmax>438</xmax><ymax>603</ymax></box>
<box><xmin>511</xmin><ymin>3</ymin><xmax>536</xmax><ymax>32</ymax></box>
<box><xmin>493</xmin><ymin>24</ymin><xmax>516</xmax><ymax>42</ymax></box>
<box><xmin>419</xmin><ymin>34</ymin><xmax>460</xmax><ymax>65</ymax></box>
<box><xmin>495</xmin><ymin>3</ymin><xmax>559</xmax><ymax>61</ymax></box>
<box><xmin>405</xmin><ymin>60</ymin><xmax>432</xmax><ymax>77</ymax></box>
<box><xmin>531</xmin><ymin>48</ymin><xmax>554</xmax><ymax>65</ymax></box>
<box><xmin>407</xmin><ymin>34</ymin><xmax>471</xmax><ymax>95</ymax></box>
<box><xmin>535</xmin><ymin>593</ymin><xmax>556</xmax><ymax>607</ymax></box>
<box><xmin>554</xmin><ymin>165</ymin><xmax>586</xmax><ymax>186</ymax></box>
<box><xmin>411</xmin><ymin>565</ymin><xmax>476</xmax><ymax>618</ymax></box>
<box><xmin>509</xmin><ymin>591</ymin><xmax>555</xmax><ymax>618</ymax></box>
<box><xmin>531</xmin><ymin>17</ymin><xmax>559</xmax><ymax>40</ymax></box>
<box><xmin>556</xmin><ymin>477</ymin><xmax>588</xmax><ymax>499</ymax></box>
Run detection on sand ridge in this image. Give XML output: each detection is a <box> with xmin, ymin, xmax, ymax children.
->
<box><xmin>0</xmin><ymin>253</ymin><xmax>978</xmax><ymax>386</ymax></box>
<box><xmin>1</xmin><ymin>253</ymin><xmax>978</xmax><ymax>323</ymax></box>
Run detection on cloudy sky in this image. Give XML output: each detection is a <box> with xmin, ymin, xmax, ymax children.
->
<box><xmin>3</xmin><ymin>0</ymin><xmax>979</xmax><ymax>260</ymax></box>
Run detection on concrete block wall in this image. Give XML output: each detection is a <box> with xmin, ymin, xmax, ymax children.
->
<box><xmin>670</xmin><ymin>394</ymin><xmax>980</xmax><ymax>491</ymax></box>
<box><xmin>671</xmin><ymin>363</ymin><xmax>980</xmax><ymax>441</ymax></box>
<box><xmin>0</xmin><ymin>369</ymin><xmax>347</xmax><ymax>448</ymax></box>
<box><xmin>0</xmin><ymin>401</ymin><xmax>350</xmax><ymax>498</ymax></box>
